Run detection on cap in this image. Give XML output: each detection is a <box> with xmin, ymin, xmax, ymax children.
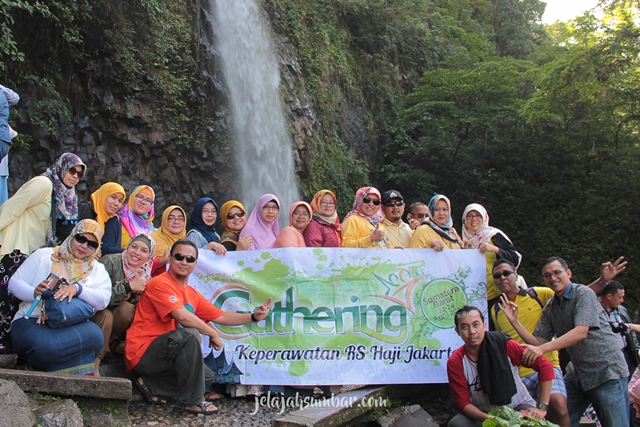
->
<box><xmin>382</xmin><ymin>190</ymin><xmax>403</xmax><ymax>204</ymax></box>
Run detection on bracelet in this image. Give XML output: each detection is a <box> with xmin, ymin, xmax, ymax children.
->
<box><xmin>75</xmin><ymin>283</ymin><xmax>83</xmax><ymax>296</ymax></box>
<box><xmin>596</xmin><ymin>277</ymin><xmax>608</xmax><ymax>288</ymax></box>
<box><xmin>251</xmin><ymin>312</ymin><xmax>258</xmax><ymax>322</ymax></box>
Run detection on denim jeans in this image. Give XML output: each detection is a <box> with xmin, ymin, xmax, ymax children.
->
<box><xmin>565</xmin><ymin>373</ymin><xmax>629</xmax><ymax>427</ymax></box>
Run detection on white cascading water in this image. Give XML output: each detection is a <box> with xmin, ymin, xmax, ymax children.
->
<box><xmin>209</xmin><ymin>0</ymin><xmax>299</xmax><ymax>224</ymax></box>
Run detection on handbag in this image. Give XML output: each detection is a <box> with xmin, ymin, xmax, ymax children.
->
<box><xmin>43</xmin><ymin>296</ymin><xmax>96</xmax><ymax>329</ymax></box>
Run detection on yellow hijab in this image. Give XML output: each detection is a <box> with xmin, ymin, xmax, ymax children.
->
<box><xmin>51</xmin><ymin>219</ymin><xmax>103</xmax><ymax>283</ymax></box>
<box><xmin>90</xmin><ymin>182</ymin><xmax>126</xmax><ymax>231</ymax></box>
<box><xmin>150</xmin><ymin>205</ymin><xmax>187</xmax><ymax>258</ymax></box>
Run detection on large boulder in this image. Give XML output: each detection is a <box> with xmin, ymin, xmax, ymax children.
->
<box><xmin>33</xmin><ymin>399</ymin><xmax>83</xmax><ymax>427</ymax></box>
<box><xmin>0</xmin><ymin>378</ymin><xmax>37</xmax><ymax>427</ymax></box>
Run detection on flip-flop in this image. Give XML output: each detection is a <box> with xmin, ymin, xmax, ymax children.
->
<box><xmin>173</xmin><ymin>401</ymin><xmax>219</xmax><ymax>415</ymax></box>
<box><xmin>205</xmin><ymin>391</ymin><xmax>223</xmax><ymax>401</ymax></box>
<box><xmin>135</xmin><ymin>377</ymin><xmax>168</xmax><ymax>405</ymax></box>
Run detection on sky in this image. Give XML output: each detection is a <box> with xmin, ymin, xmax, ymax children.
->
<box><xmin>541</xmin><ymin>0</ymin><xmax>600</xmax><ymax>24</ymax></box>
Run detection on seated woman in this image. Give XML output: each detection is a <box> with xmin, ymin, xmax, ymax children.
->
<box><xmin>8</xmin><ymin>219</ymin><xmax>111</xmax><ymax>375</ymax></box>
<box><xmin>461</xmin><ymin>203</ymin><xmax>521</xmax><ymax>309</ymax></box>
<box><xmin>186</xmin><ymin>197</ymin><xmax>226</xmax><ymax>255</ymax></box>
<box><xmin>219</xmin><ymin>200</ymin><xmax>253</xmax><ymax>251</ymax></box>
<box><xmin>79</xmin><ymin>182</ymin><xmax>126</xmax><ymax>255</ymax></box>
<box><xmin>119</xmin><ymin>185</ymin><xmax>156</xmax><ymax>248</ymax></box>
<box><xmin>304</xmin><ymin>190</ymin><xmax>341</xmax><ymax>247</ymax></box>
<box><xmin>341</xmin><ymin>187</ymin><xmax>389</xmax><ymax>248</ymax></box>
<box><xmin>239</xmin><ymin>194</ymin><xmax>280</xmax><ymax>250</ymax></box>
<box><xmin>410</xmin><ymin>193</ymin><xmax>461</xmax><ymax>250</ymax></box>
<box><xmin>273</xmin><ymin>201</ymin><xmax>313</xmax><ymax>248</ymax></box>
<box><xmin>150</xmin><ymin>206</ymin><xmax>187</xmax><ymax>277</ymax></box>
<box><xmin>92</xmin><ymin>234</ymin><xmax>155</xmax><ymax>375</ymax></box>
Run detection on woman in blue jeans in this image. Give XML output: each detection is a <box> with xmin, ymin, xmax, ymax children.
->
<box><xmin>9</xmin><ymin>220</ymin><xmax>112</xmax><ymax>375</ymax></box>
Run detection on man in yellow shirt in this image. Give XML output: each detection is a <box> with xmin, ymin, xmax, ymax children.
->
<box><xmin>381</xmin><ymin>190</ymin><xmax>413</xmax><ymax>248</ymax></box>
<box><xmin>491</xmin><ymin>259</ymin><xmax>569</xmax><ymax>427</ymax></box>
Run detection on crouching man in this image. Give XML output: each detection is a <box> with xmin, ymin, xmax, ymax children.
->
<box><xmin>125</xmin><ymin>239</ymin><xmax>272</xmax><ymax>415</ymax></box>
<box><xmin>447</xmin><ymin>305</ymin><xmax>553</xmax><ymax>427</ymax></box>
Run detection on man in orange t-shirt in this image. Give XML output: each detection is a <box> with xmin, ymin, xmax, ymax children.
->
<box><xmin>125</xmin><ymin>239</ymin><xmax>272</xmax><ymax>415</ymax></box>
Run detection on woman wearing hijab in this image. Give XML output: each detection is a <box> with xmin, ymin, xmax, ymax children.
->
<box><xmin>150</xmin><ymin>206</ymin><xmax>187</xmax><ymax>276</ymax></box>
<box><xmin>410</xmin><ymin>194</ymin><xmax>462</xmax><ymax>250</ymax></box>
<box><xmin>273</xmin><ymin>201</ymin><xmax>313</xmax><ymax>248</ymax></box>
<box><xmin>79</xmin><ymin>182</ymin><xmax>126</xmax><ymax>255</ymax></box>
<box><xmin>461</xmin><ymin>203</ymin><xmax>521</xmax><ymax>306</ymax></box>
<box><xmin>0</xmin><ymin>153</ymin><xmax>86</xmax><ymax>351</ymax></box>
<box><xmin>341</xmin><ymin>187</ymin><xmax>389</xmax><ymax>248</ymax></box>
<box><xmin>304</xmin><ymin>190</ymin><xmax>341</xmax><ymax>247</ymax></box>
<box><xmin>219</xmin><ymin>200</ymin><xmax>253</xmax><ymax>251</ymax></box>
<box><xmin>239</xmin><ymin>194</ymin><xmax>280</xmax><ymax>250</ymax></box>
<box><xmin>92</xmin><ymin>233</ymin><xmax>156</xmax><ymax>375</ymax></box>
<box><xmin>8</xmin><ymin>219</ymin><xmax>111</xmax><ymax>375</ymax></box>
<box><xmin>119</xmin><ymin>185</ymin><xmax>156</xmax><ymax>248</ymax></box>
<box><xmin>186</xmin><ymin>197</ymin><xmax>226</xmax><ymax>255</ymax></box>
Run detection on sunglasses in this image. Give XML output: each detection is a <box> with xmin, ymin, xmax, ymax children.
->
<box><xmin>362</xmin><ymin>197</ymin><xmax>381</xmax><ymax>206</ymax></box>
<box><xmin>492</xmin><ymin>270</ymin><xmax>515</xmax><ymax>280</ymax></box>
<box><xmin>74</xmin><ymin>234</ymin><xmax>100</xmax><ymax>250</ymax></box>
<box><xmin>226</xmin><ymin>211</ymin><xmax>246</xmax><ymax>220</ymax></box>
<box><xmin>173</xmin><ymin>253</ymin><xmax>197</xmax><ymax>263</ymax></box>
<box><xmin>411</xmin><ymin>213</ymin><xmax>428</xmax><ymax>219</ymax></box>
<box><xmin>67</xmin><ymin>168</ymin><xmax>84</xmax><ymax>178</ymax></box>
<box><xmin>384</xmin><ymin>201</ymin><xmax>404</xmax><ymax>207</ymax></box>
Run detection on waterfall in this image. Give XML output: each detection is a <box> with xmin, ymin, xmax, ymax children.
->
<box><xmin>208</xmin><ymin>0</ymin><xmax>299</xmax><ymax>224</ymax></box>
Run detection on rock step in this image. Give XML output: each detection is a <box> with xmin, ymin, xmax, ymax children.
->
<box><xmin>0</xmin><ymin>368</ymin><xmax>132</xmax><ymax>400</ymax></box>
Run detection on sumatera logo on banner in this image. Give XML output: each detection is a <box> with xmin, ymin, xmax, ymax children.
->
<box><xmin>190</xmin><ymin>248</ymin><xmax>487</xmax><ymax>385</ymax></box>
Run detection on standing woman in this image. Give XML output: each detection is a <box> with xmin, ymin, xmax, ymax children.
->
<box><xmin>219</xmin><ymin>200</ymin><xmax>253</xmax><ymax>251</ymax></box>
<box><xmin>341</xmin><ymin>187</ymin><xmax>389</xmax><ymax>248</ymax></box>
<box><xmin>8</xmin><ymin>219</ymin><xmax>111</xmax><ymax>375</ymax></box>
<box><xmin>410</xmin><ymin>194</ymin><xmax>461</xmax><ymax>250</ymax></box>
<box><xmin>239</xmin><ymin>194</ymin><xmax>280</xmax><ymax>250</ymax></box>
<box><xmin>150</xmin><ymin>206</ymin><xmax>187</xmax><ymax>276</ymax></box>
<box><xmin>42</xmin><ymin>153</ymin><xmax>87</xmax><ymax>244</ymax></box>
<box><xmin>79</xmin><ymin>182</ymin><xmax>126</xmax><ymax>255</ymax></box>
<box><xmin>119</xmin><ymin>185</ymin><xmax>156</xmax><ymax>248</ymax></box>
<box><xmin>461</xmin><ymin>203</ymin><xmax>521</xmax><ymax>306</ymax></box>
<box><xmin>186</xmin><ymin>197</ymin><xmax>226</xmax><ymax>255</ymax></box>
<box><xmin>92</xmin><ymin>234</ymin><xmax>155</xmax><ymax>375</ymax></box>
<box><xmin>274</xmin><ymin>201</ymin><xmax>313</xmax><ymax>248</ymax></box>
<box><xmin>304</xmin><ymin>190</ymin><xmax>341</xmax><ymax>247</ymax></box>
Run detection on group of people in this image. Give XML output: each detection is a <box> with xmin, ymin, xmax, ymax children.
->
<box><xmin>0</xmin><ymin>150</ymin><xmax>635</xmax><ymax>424</ymax></box>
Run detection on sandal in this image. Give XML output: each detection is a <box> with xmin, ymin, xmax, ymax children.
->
<box><xmin>135</xmin><ymin>377</ymin><xmax>168</xmax><ymax>405</ymax></box>
<box><xmin>173</xmin><ymin>401</ymin><xmax>219</xmax><ymax>415</ymax></box>
<box><xmin>205</xmin><ymin>391</ymin><xmax>223</xmax><ymax>401</ymax></box>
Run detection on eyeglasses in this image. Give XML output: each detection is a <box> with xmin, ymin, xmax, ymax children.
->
<box><xmin>411</xmin><ymin>213</ymin><xmax>428</xmax><ymax>219</ymax></box>
<box><xmin>202</xmin><ymin>209</ymin><xmax>217</xmax><ymax>216</ymax></box>
<box><xmin>263</xmin><ymin>205</ymin><xmax>280</xmax><ymax>211</ymax></box>
<box><xmin>226</xmin><ymin>211</ymin><xmax>246</xmax><ymax>220</ymax></box>
<box><xmin>465</xmin><ymin>214</ymin><xmax>482</xmax><ymax>220</ymax></box>
<box><xmin>173</xmin><ymin>253</ymin><xmax>196</xmax><ymax>263</ymax></box>
<box><xmin>362</xmin><ymin>197</ymin><xmax>381</xmax><ymax>206</ymax></box>
<box><xmin>292</xmin><ymin>211</ymin><xmax>310</xmax><ymax>218</ymax></box>
<box><xmin>384</xmin><ymin>201</ymin><xmax>404</xmax><ymax>207</ymax></box>
<box><xmin>67</xmin><ymin>168</ymin><xmax>84</xmax><ymax>179</ymax></box>
<box><xmin>167</xmin><ymin>216</ymin><xmax>185</xmax><ymax>223</ymax></box>
<box><xmin>492</xmin><ymin>270</ymin><xmax>515</xmax><ymax>280</ymax></box>
<box><xmin>74</xmin><ymin>234</ymin><xmax>100</xmax><ymax>250</ymax></box>
<box><xmin>135</xmin><ymin>194</ymin><xmax>153</xmax><ymax>205</ymax></box>
<box><xmin>319</xmin><ymin>201</ymin><xmax>336</xmax><ymax>207</ymax></box>
<box><xmin>543</xmin><ymin>270</ymin><xmax>566</xmax><ymax>280</ymax></box>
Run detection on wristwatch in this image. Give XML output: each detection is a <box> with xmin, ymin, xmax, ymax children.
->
<box><xmin>537</xmin><ymin>401</ymin><xmax>548</xmax><ymax>411</ymax></box>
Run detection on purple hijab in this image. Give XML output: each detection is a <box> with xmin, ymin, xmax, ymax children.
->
<box><xmin>239</xmin><ymin>194</ymin><xmax>280</xmax><ymax>250</ymax></box>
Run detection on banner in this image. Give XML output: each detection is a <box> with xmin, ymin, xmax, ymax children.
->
<box><xmin>190</xmin><ymin>248</ymin><xmax>487</xmax><ymax>385</ymax></box>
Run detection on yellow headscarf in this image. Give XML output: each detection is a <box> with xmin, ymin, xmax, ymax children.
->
<box><xmin>220</xmin><ymin>200</ymin><xmax>246</xmax><ymax>246</ymax></box>
<box><xmin>90</xmin><ymin>182</ymin><xmax>126</xmax><ymax>231</ymax></box>
<box><xmin>51</xmin><ymin>219</ymin><xmax>103</xmax><ymax>283</ymax></box>
<box><xmin>150</xmin><ymin>206</ymin><xmax>187</xmax><ymax>258</ymax></box>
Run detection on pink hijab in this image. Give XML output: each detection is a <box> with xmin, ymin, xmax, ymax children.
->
<box><xmin>273</xmin><ymin>201</ymin><xmax>312</xmax><ymax>248</ymax></box>
<box><xmin>240</xmin><ymin>194</ymin><xmax>280</xmax><ymax>250</ymax></box>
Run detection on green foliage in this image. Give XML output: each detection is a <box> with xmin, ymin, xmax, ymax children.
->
<box><xmin>484</xmin><ymin>406</ymin><xmax>559</xmax><ymax>426</ymax></box>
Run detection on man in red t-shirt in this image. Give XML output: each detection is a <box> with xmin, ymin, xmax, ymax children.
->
<box><xmin>125</xmin><ymin>239</ymin><xmax>272</xmax><ymax>415</ymax></box>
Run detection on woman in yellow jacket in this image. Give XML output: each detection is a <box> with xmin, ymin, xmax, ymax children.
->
<box><xmin>410</xmin><ymin>193</ymin><xmax>462</xmax><ymax>250</ymax></box>
<box><xmin>341</xmin><ymin>187</ymin><xmax>389</xmax><ymax>248</ymax></box>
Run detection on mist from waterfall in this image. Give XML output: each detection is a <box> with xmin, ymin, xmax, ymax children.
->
<box><xmin>208</xmin><ymin>0</ymin><xmax>299</xmax><ymax>224</ymax></box>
